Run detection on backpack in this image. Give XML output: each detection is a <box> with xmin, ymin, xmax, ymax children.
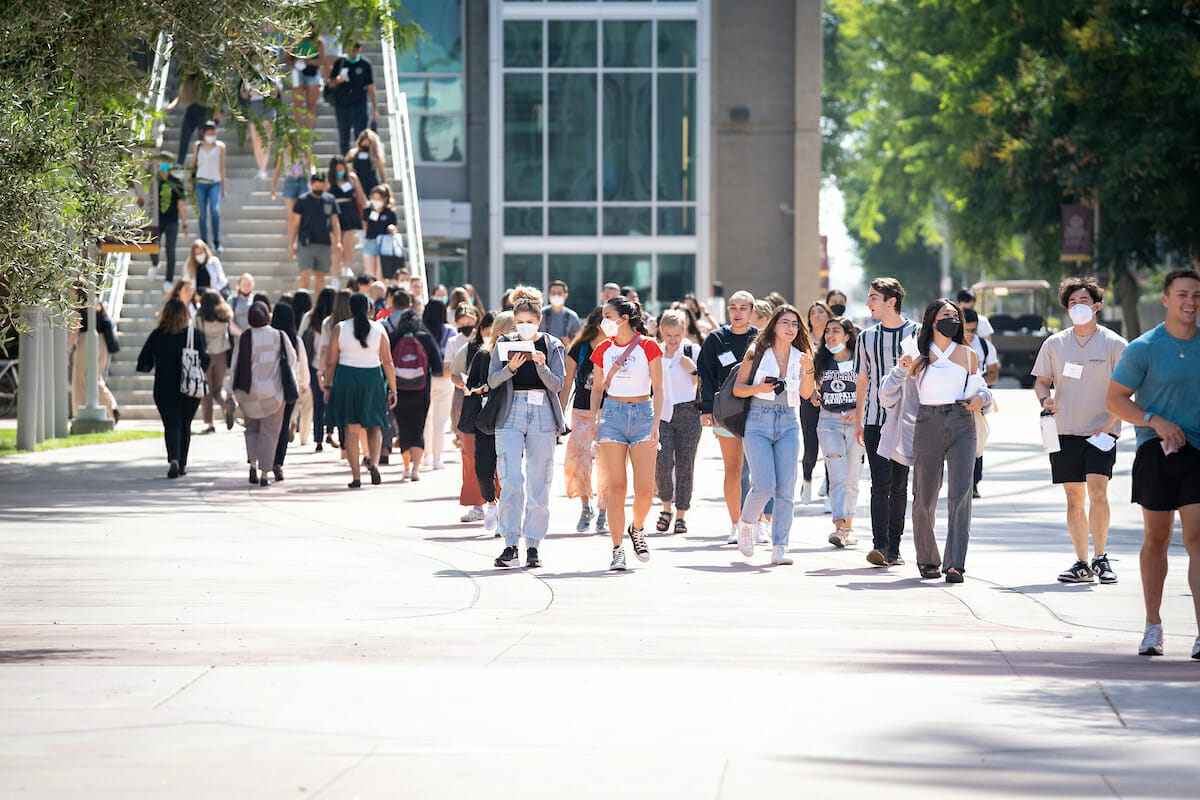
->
<box><xmin>393</xmin><ymin>333</ymin><xmax>428</xmax><ymax>391</ymax></box>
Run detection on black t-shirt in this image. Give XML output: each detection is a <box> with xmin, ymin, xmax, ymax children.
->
<box><xmin>331</xmin><ymin>57</ymin><xmax>374</xmax><ymax>107</ymax></box>
<box><xmin>697</xmin><ymin>324</ymin><xmax>759</xmax><ymax>413</ymax></box>
<box><xmin>330</xmin><ymin>179</ymin><xmax>361</xmax><ymax>229</ymax></box>
<box><xmin>158</xmin><ymin>177</ymin><xmax>184</xmax><ymax>224</ymax></box>
<box><xmin>511</xmin><ymin>336</ymin><xmax>549</xmax><ymax>391</ymax></box>
<box><xmin>568</xmin><ymin>339</ymin><xmax>596</xmax><ymax>410</ymax></box>
<box><xmin>293</xmin><ymin>191</ymin><xmax>337</xmax><ymax>246</ymax></box>
<box><xmin>364</xmin><ymin>206</ymin><xmax>398</xmax><ymax>239</ymax></box>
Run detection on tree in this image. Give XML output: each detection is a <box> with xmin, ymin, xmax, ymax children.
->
<box><xmin>0</xmin><ymin>0</ymin><xmax>419</xmax><ymax>342</ymax></box>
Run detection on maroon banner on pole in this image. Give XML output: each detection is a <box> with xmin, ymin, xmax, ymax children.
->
<box><xmin>1061</xmin><ymin>205</ymin><xmax>1092</xmax><ymax>261</ymax></box>
<box><xmin>819</xmin><ymin>235</ymin><xmax>829</xmax><ymax>291</ymax></box>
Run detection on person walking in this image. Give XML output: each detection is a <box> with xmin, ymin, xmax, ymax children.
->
<box><xmin>591</xmin><ymin>296</ymin><xmax>662</xmax><ymax>570</ymax></box>
<box><xmin>196</xmin><ymin>289</ymin><xmax>235</xmax><ymax>433</ymax></box>
<box><xmin>422</xmin><ymin>299</ymin><xmax>455</xmax><ymax>470</ymax></box>
<box><xmin>188</xmin><ymin>121</ymin><xmax>227</xmax><ymax>253</ymax></box>
<box><xmin>323</xmin><ymin>293</ymin><xmax>397</xmax><ymax>488</ymax></box>
<box><xmin>185</xmin><ymin>239</ymin><xmax>228</xmax><ymax>297</ymax></box>
<box><xmin>452</xmin><ymin>311</ymin><xmax>494</xmax><ymax>524</ymax></box>
<box><xmin>69</xmin><ymin>291</ymin><xmax>120</xmax><ymax>424</ymax></box>
<box><xmin>801</xmin><ymin>300</ymin><xmax>833</xmax><ymax>504</ymax></box>
<box><xmin>963</xmin><ymin>308</ymin><xmax>1000</xmax><ymax>498</ymax></box>
<box><xmin>490</xmin><ymin>287</ymin><xmax>567</xmax><ymax>570</ymax></box>
<box><xmin>269</xmin><ymin>302</ymin><xmax>309</xmax><ymax>481</ymax></box>
<box><xmin>271</xmin><ymin>148</ymin><xmax>311</xmax><ymax>220</ymax></box>
<box><xmin>290</xmin><ymin>290</ymin><xmax>314</xmax><ymax>447</ymax></box>
<box><xmin>348</xmin><ymin>131</ymin><xmax>387</xmax><ymax>193</ymax></box>
<box><xmin>329</xmin><ymin>42</ymin><xmax>377</xmax><ymax>156</ymax></box>
<box><xmin>383</xmin><ymin>290</ymin><xmax>443</xmax><ymax>481</ymax></box>
<box><xmin>289</xmin><ymin>29</ymin><xmax>326</xmax><ymax>131</ymax></box>
<box><xmin>230</xmin><ymin>274</ymin><xmax>255</xmax><ymax>335</ymax></box>
<box><xmin>231</xmin><ymin>302</ymin><xmax>295</xmax><ymax>487</ymax></box>
<box><xmin>469</xmin><ymin>312</ymin><xmax>514</xmax><ymax>533</ymax></box>
<box><xmin>300</xmin><ymin>287</ymin><xmax>334</xmax><ymax>451</ymax></box>
<box><xmin>697</xmin><ymin>290</ymin><xmax>759</xmax><ymax>544</ymax></box>
<box><xmin>855</xmin><ymin>277</ymin><xmax>920</xmax><ymax>567</ymax></box>
<box><xmin>539</xmin><ymin>280</ymin><xmax>582</xmax><ymax>342</ymax></box>
<box><xmin>136</xmin><ymin>298</ymin><xmax>209</xmax><ymax>478</ymax></box>
<box><xmin>814</xmin><ymin>317</ymin><xmax>863</xmax><ymax>548</ymax></box>
<box><xmin>560</xmin><ymin>308</ymin><xmax>610</xmax><ymax>535</ymax></box>
<box><xmin>289</xmin><ymin>171</ymin><xmax>341</xmax><ymax>294</ymax></box>
<box><xmin>150</xmin><ymin>153</ymin><xmax>188</xmax><ymax>292</ymax></box>
<box><xmin>328</xmin><ymin>156</ymin><xmax>367</xmax><ymax>282</ymax></box>
<box><xmin>1105</xmin><ymin>268</ymin><xmax>1200</xmax><ymax>658</ymax></box>
<box><xmin>361</xmin><ymin>185</ymin><xmax>399</xmax><ymax>279</ymax></box>
<box><xmin>886</xmin><ymin>299</ymin><xmax>991</xmax><ymax>583</ymax></box>
<box><xmin>1031</xmin><ymin>276</ymin><xmax>1128</xmax><ymax>584</ymax></box>
<box><xmin>731</xmin><ymin>305</ymin><xmax>815</xmax><ymax>565</ymax></box>
<box><xmin>653</xmin><ymin>310</ymin><xmax>701</xmax><ymax>535</ymax></box>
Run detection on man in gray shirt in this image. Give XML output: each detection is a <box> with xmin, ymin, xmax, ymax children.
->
<box><xmin>539</xmin><ymin>279</ymin><xmax>582</xmax><ymax>342</ymax></box>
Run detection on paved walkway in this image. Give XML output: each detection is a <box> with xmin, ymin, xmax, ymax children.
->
<box><xmin>1</xmin><ymin>388</ymin><xmax>1197</xmax><ymax>798</ymax></box>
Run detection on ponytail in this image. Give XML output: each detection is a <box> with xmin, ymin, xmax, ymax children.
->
<box><xmin>349</xmin><ymin>292</ymin><xmax>372</xmax><ymax>347</ymax></box>
<box><xmin>606</xmin><ymin>296</ymin><xmax>648</xmax><ymax>336</ymax></box>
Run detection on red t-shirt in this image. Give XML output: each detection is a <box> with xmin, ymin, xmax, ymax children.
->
<box><xmin>590</xmin><ymin>336</ymin><xmax>662</xmax><ymax>397</ymax></box>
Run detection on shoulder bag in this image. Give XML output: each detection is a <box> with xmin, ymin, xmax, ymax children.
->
<box><xmin>279</xmin><ymin>331</ymin><xmax>300</xmax><ymax>403</ymax></box>
<box><xmin>712</xmin><ymin>346</ymin><xmax>766</xmax><ymax>438</ymax></box>
<box><xmin>180</xmin><ymin>327</ymin><xmax>209</xmax><ymax>398</ymax></box>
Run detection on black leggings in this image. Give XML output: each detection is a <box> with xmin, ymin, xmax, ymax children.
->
<box><xmin>274</xmin><ymin>401</ymin><xmax>295</xmax><ymax>468</ymax></box>
<box><xmin>155</xmin><ymin>391</ymin><xmax>201</xmax><ymax>467</ymax></box>
<box><xmin>800</xmin><ymin>399</ymin><xmax>820</xmax><ymax>482</ymax></box>
<box><xmin>474</xmin><ymin>431</ymin><xmax>497</xmax><ymax>503</ymax></box>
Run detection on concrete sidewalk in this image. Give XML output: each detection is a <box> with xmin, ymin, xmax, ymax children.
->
<box><xmin>1</xmin><ymin>388</ymin><xmax>1197</xmax><ymax>798</ymax></box>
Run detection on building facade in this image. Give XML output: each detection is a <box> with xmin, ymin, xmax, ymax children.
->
<box><xmin>399</xmin><ymin>0</ymin><xmax>820</xmax><ymax>316</ymax></box>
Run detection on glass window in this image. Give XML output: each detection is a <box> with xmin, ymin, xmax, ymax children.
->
<box><xmin>547</xmin><ymin>73</ymin><xmax>597</xmax><ymax>201</ymax></box>
<box><xmin>602</xmin><ymin>73</ymin><xmax>652</xmax><ymax>202</ymax></box>
<box><xmin>657</xmin><ymin>206</ymin><xmax>695</xmax><ymax>235</ymax></box>
<box><xmin>658</xmin><ymin>73</ymin><xmax>696</xmax><ymax>202</ymax></box>
<box><xmin>548</xmin><ymin>207</ymin><xmax>597</xmax><ymax>236</ymax></box>
<box><xmin>657</xmin><ymin>254</ymin><xmax>695</xmax><ymax>307</ymax></box>
<box><xmin>398</xmin><ymin>77</ymin><xmax>464</xmax><ymax>113</ymax></box>
<box><xmin>396</xmin><ymin>0</ymin><xmax>463</xmax><ymax>73</ymax></box>
<box><xmin>416</xmin><ymin>116</ymin><xmax>465</xmax><ymax>163</ymax></box>
<box><xmin>505</xmin><ymin>254</ymin><xmax>544</xmax><ymax>291</ymax></box>
<box><xmin>657</xmin><ymin>20</ymin><xmax>696</xmax><ymax>68</ymax></box>
<box><xmin>603</xmin><ymin>255</ymin><xmax>652</xmax><ymax>303</ymax></box>
<box><xmin>603</xmin><ymin>207</ymin><xmax>652</xmax><ymax>236</ymax></box>
<box><xmin>434</xmin><ymin>259</ymin><xmax>466</xmax><ymax>290</ymax></box>
<box><xmin>504</xmin><ymin>74</ymin><xmax>543</xmax><ymax>201</ymax></box>
<box><xmin>603</xmin><ymin>21</ymin><xmax>652</xmax><ymax>68</ymax></box>
<box><xmin>548</xmin><ymin>20</ymin><xmax>597</xmax><ymax>68</ymax></box>
<box><xmin>548</xmin><ymin>254</ymin><xmax>599</xmax><ymax>315</ymax></box>
<box><xmin>504</xmin><ymin>20</ymin><xmax>542</xmax><ymax>68</ymax></box>
<box><xmin>505</xmin><ymin>207</ymin><xmax>543</xmax><ymax>235</ymax></box>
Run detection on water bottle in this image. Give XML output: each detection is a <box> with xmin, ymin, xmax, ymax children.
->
<box><xmin>1040</xmin><ymin>409</ymin><xmax>1061</xmax><ymax>453</ymax></box>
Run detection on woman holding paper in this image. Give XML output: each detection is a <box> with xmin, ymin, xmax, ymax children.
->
<box><xmin>887</xmin><ymin>299</ymin><xmax>992</xmax><ymax>583</ymax></box>
<box><xmin>488</xmin><ymin>287</ymin><xmax>568</xmax><ymax>570</ymax></box>
<box><xmin>730</xmin><ymin>305</ymin><xmax>815</xmax><ymax>565</ymax></box>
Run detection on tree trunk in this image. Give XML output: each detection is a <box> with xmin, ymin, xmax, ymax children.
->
<box><xmin>1117</xmin><ymin>265</ymin><xmax>1141</xmax><ymax>340</ymax></box>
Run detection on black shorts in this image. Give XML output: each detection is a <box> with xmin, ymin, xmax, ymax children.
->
<box><xmin>1049</xmin><ymin>434</ymin><xmax>1118</xmax><ymax>484</ymax></box>
<box><xmin>1131</xmin><ymin>440</ymin><xmax>1200</xmax><ymax>512</ymax></box>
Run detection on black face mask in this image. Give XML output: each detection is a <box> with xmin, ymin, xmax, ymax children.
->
<box><xmin>830</xmin><ymin>303</ymin><xmax>847</xmax><ymax>317</ymax></box>
<box><xmin>311</xmin><ymin>189</ymin><xmax>323</xmax><ymax>197</ymax></box>
<box><xmin>457</xmin><ymin>325</ymin><xmax>474</xmax><ymax>337</ymax></box>
<box><xmin>935</xmin><ymin>318</ymin><xmax>961</xmax><ymax>339</ymax></box>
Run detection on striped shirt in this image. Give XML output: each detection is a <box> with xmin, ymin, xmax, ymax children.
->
<box><xmin>855</xmin><ymin>318</ymin><xmax>920</xmax><ymax>426</ymax></box>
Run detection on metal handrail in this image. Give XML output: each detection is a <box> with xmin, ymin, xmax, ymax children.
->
<box><xmin>378</xmin><ymin>15</ymin><xmax>427</xmax><ymax>304</ymax></box>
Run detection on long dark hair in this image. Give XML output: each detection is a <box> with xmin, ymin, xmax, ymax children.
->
<box><xmin>311</xmin><ymin>287</ymin><xmax>335</xmax><ymax>331</ymax></box>
<box><xmin>199</xmin><ymin>288</ymin><xmax>231</xmax><ymax>323</ymax></box>
<box><xmin>470</xmin><ymin>311</ymin><xmax>496</xmax><ymax>347</ymax></box>
<box><xmin>913</xmin><ymin>298</ymin><xmax>966</xmax><ymax>378</ymax></box>
<box><xmin>605</xmin><ymin>296</ymin><xmax>648</xmax><ymax>336</ymax></box>
<box><xmin>291</xmin><ymin>289</ymin><xmax>313</xmax><ymax>323</ymax></box>
<box><xmin>753</xmin><ymin>304</ymin><xmax>811</xmax><ymax>356</ymax></box>
<box><xmin>348</xmin><ymin>292</ymin><xmax>372</xmax><ymax>348</ymax></box>
<box><xmin>395</xmin><ymin>307</ymin><xmax>425</xmax><ymax>337</ymax></box>
<box><xmin>270</xmin><ymin>302</ymin><xmax>297</xmax><ymax>348</ymax></box>
<box><xmin>570</xmin><ymin>306</ymin><xmax>605</xmax><ymax>350</ymax></box>
<box><xmin>813</xmin><ymin>317</ymin><xmax>858</xmax><ymax>375</ymax></box>
<box><xmin>422</xmin><ymin>299</ymin><xmax>447</xmax><ymax>343</ymax></box>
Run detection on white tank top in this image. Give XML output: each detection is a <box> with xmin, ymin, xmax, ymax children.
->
<box><xmin>917</xmin><ymin>342</ymin><xmax>968</xmax><ymax>405</ymax></box>
<box><xmin>337</xmin><ymin>319</ymin><xmax>384</xmax><ymax>368</ymax></box>
<box><xmin>195</xmin><ymin>142</ymin><xmax>222</xmax><ymax>182</ymax></box>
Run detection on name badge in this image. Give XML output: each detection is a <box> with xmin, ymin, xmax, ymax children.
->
<box><xmin>1063</xmin><ymin>362</ymin><xmax>1084</xmax><ymax>379</ymax></box>
<box><xmin>357</xmin><ymin>152</ymin><xmax>371</xmax><ymax>160</ymax></box>
<box><xmin>527</xmin><ymin>391</ymin><xmax>544</xmax><ymax>406</ymax></box>
<box><xmin>369</xmin><ymin>211</ymin><xmax>380</xmax><ymax>221</ymax></box>
<box><xmin>339</xmin><ymin>181</ymin><xmax>352</xmax><ymax>193</ymax></box>
<box><xmin>717</xmin><ymin>350</ymin><xmax>736</xmax><ymax>367</ymax></box>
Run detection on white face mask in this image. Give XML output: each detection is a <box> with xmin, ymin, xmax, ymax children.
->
<box><xmin>195</xmin><ymin>252</ymin><xmax>207</xmax><ymax>264</ymax></box>
<box><xmin>204</xmin><ymin>135</ymin><xmax>216</xmax><ymax>145</ymax></box>
<box><xmin>515</xmin><ymin>322</ymin><xmax>539</xmax><ymax>340</ymax></box>
<box><xmin>371</xmin><ymin>200</ymin><xmax>383</xmax><ymax>211</ymax></box>
<box><xmin>549</xmin><ymin>294</ymin><xmax>566</xmax><ymax>309</ymax></box>
<box><xmin>600</xmin><ymin>318</ymin><xmax>620</xmax><ymax>338</ymax></box>
<box><xmin>1068</xmin><ymin>303</ymin><xmax>1095</xmax><ymax>326</ymax></box>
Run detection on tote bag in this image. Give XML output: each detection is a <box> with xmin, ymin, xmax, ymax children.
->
<box><xmin>180</xmin><ymin>327</ymin><xmax>209</xmax><ymax>398</ymax></box>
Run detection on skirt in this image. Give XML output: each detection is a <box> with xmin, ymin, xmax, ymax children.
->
<box><xmin>564</xmin><ymin>408</ymin><xmax>609</xmax><ymax>508</ymax></box>
<box><xmin>325</xmin><ymin>364</ymin><xmax>389</xmax><ymax>428</ymax></box>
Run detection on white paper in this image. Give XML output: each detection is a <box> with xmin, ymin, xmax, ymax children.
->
<box><xmin>498</xmin><ymin>341</ymin><xmax>535</xmax><ymax>361</ymax></box>
<box><xmin>1063</xmin><ymin>362</ymin><xmax>1084</xmax><ymax>379</ymax></box>
<box><xmin>527</xmin><ymin>391</ymin><xmax>544</xmax><ymax>406</ymax></box>
<box><xmin>899</xmin><ymin>336</ymin><xmax>920</xmax><ymax>359</ymax></box>
<box><xmin>1086</xmin><ymin>432</ymin><xmax>1116</xmax><ymax>452</ymax></box>
<box><xmin>717</xmin><ymin>350</ymin><xmax>736</xmax><ymax>367</ymax></box>
<box><xmin>340</xmin><ymin>67</ymin><xmax>350</xmax><ymax>79</ymax></box>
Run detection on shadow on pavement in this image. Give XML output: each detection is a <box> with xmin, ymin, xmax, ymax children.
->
<box><xmin>0</xmin><ymin>648</ymin><xmax>112</xmax><ymax>663</ymax></box>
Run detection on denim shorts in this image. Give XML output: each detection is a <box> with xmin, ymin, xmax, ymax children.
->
<box><xmin>597</xmin><ymin>399</ymin><xmax>654</xmax><ymax>446</ymax></box>
<box><xmin>362</xmin><ymin>236</ymin><xmax>381</xmax><ymax>258</ymax></box>
<box><xmin>282</xmin><ymin>176</ymin><xmax>307</xmax><ymax>200</ymax></box>
<box><xmin>296</xmin><ymin>72</ymin><xmax>322</xmax><ymax>88</ymax></box>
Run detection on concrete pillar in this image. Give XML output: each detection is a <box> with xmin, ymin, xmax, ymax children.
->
<box><xmin>793</xmin><ymin>0</ymin><xmax>823</xmax><ymax>308</ymax></box>
<box><xmin>38</xmin><ymin>313</ymin><xmax>51</xmax><ymax>442</ymax></box>
<box><xmin>72</xmin><ymin>284</ymin><xmax>115</xmax><ymax>434</ymax></box>
<box><xmin>16</xmin><ymin>308</ymin><xmax>41</xmax><ymax>452</ymax></box>
<box><xmin>52</xmin><ymin>324</ymin><xmax>69</xmax><ymax>438</ymax></box>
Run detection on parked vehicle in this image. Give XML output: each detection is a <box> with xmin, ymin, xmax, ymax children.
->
<box><xmin>971</xmin><ymin>280</ymin><xmax>1052</xmax><ymax>388</ymax></box>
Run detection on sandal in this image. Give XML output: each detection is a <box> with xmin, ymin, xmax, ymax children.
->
<box><xmin>919</xmin><ymin>564</ymin><xmax>941</xmax><ymax>580</ymax></box>
<box><xmin>655</xmin><ymin>511</ymin><xmax>672</xmax><ymax>533</ymax></box>
<box><xmin>673</xmin><ymin>518</ymin><xmax>688</xmax><ymax>535</ymax></box>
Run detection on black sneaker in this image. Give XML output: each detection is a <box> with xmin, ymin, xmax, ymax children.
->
<box><xmin>494</xmin><ymin>546</ymin><xmax>520</xmax><ymax>569</ymax></box>
<box><xmin>628</xmin><ymin>524</ymin><xmax>650</xmax><ymax>563</ymax></box>
<box><xmin>526</xmin><ymin>547</ymin><xmax>542</xmax><ymax>569</ymax></box>
<box><xmin>1091</xmin><ymin>554</ymin><xmax>1118</xmax><ymax>584</ymax></box>
<box><xmin>1058</xmin><ymin>559</ymin><xmax>1095</xmax><ymax>583</ymax></box>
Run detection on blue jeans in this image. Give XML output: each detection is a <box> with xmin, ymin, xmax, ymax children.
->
<box><xmin>195</xmin><ymin>181</ymin><xmax>221</xmax><ymax>244</ymax></box>
<box><xmin>496</xmin><ymin>393</ymin><xmax>557</xmax><ymax>546</ymax></box>
<box><xmin>740</xmin><ymin>403</ymin><xmax>800</xmax><ymax>547</ymax></box>
<box><xmin>816</xmin><ymin>415</ymin><xmax>863</xmax><ymax>522</ymax></box>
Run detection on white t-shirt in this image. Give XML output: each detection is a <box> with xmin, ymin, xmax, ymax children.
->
<box><xmin>590</xmin><ymin>336</ymin><xmax>663</xmax><ymax>398</ymax></box>
<box><xmin>976</xmin><ymin>313</ymin><xmax>994</xmax><ymax>339</ymax></box>
<box><xmin>970</xmin><ymin>336</ymin><xmax>999</xmax><ymax>375</ymax></box>
<box><xmin>337</xmin><ymin>319</ymin><xmax>385</xmax><ymax>368</ymax></box>
<box><xmin>661</xmin><ymin>342</ymin><xmax>698</xmax><ymax>421</ymax></box>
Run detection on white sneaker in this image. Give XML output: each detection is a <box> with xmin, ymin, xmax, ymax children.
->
<box><xmin>255</xmin><ymin>169</ymin><xmax>269</xmax><ymax>180</ymax></box>
<box><xmin>162</xmin><ymin>280</ymin><xmax>173</xmax><ymax>293</ymax></box>
<box><xmin>828</xmin><ymin>530</ymin><xmax>845</xmax><ymax>548</ymax></box>
<box><xmin>460</xmin><ymin>507</ymin><xmax>484</xmax><ymax>523</ymax></box>
<box><xmin>409</xmin><ymin>469</ymin><xmax>421</xmax><ymax>482</ymax></box>
<box><xmin>432</xmin><ymin>460</ymin><xmax>444</xmax><ymax>470</ymax></box>
<box><xmin>736</xmin><ymin>520</ymin><xmax>755</xmax><ymax>558</ymax></box>
<box><xmin>800</xmin><ymin>480</ymin><xmax>812</xmax><ymax>504</ymax></box>
<box><xmin>771</xmin><ymin>545</ymin><xmax>793</xmax><ymax>565</ymax></box>
<box><xmin>1139</xmin><ymin>623</ymin><xmax>1164</xmax><ymax>656</ymax></box>
<box><xmin>755</xmin><ymin>520</ymin><xmax>771</xmax><ymax>545</ymax></box>
<box><xmin>823</xmin><ymin>497</ymin><xmax>831</xmax><ymax>514</ymax></box>
<box><xmin>726</xmin><ymin>524</ymin><xmax>738</xmax><ymax>545</ymax></box>
<box><xmin>483</xmin><ymin>504</ymin><xmax>498</xmax><ymax>531</ymax></box>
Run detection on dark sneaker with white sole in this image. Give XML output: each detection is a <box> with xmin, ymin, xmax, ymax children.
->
<box><xmin>1058</xmin><ymin>559</ymin><xmax>1095</xmax><ymax>583</ymax></box>
<box><xmin>1091</xmin><ymin>554</ymin><xmax>1118</xmax><ymax>584</ymax></box>
<box><xmin>494</xmin><ymin>546</ymin><xmax>520</xmax><ymax>569</ymax></box>
<box><xmin>526</xmin><ymin>547</ymin><xmax>542</xmax><ymax>569</ymax></box>
<box><xmin>627</xmin><ymin>524</ymin><xmax>650</xmax><ymax>562</ymax></box>
<box><xmin>577</xmin><ymin>507</ymin><xmax>594</xmax><ymax>533</ymax></box>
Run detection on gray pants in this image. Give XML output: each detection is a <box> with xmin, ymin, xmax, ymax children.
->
<box><xmin>244</xmin><ymin>406</ymin><xmax>286</xmax><ymax>470</ymax></box>
<box><xmin>655</xmin><ymin>402</ymin><xmax>703</xmax><ymax>511</ymax></box>
<box><xmin>911</xmin><ymin>404</ymin><xmax>976</xmax><ymax>572</ymax></box>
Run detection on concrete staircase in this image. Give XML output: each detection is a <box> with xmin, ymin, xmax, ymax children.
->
<box><xmin>108</xmin><ymin>43</ymin><xmax>405</xmax><ymax>419</ymax></box>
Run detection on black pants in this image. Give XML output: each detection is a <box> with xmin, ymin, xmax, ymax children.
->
<box><xmin>393</xmin><ymin>388</ymin><xmax>430</xmax><ymax>451</ymax></box>
<box><xmin>177</xmin><ymin>104</ymin><xmax>209</xmax><ymax>166</ymax></box>
<box><xmin>155</xmin><ymin>390</ymin><xmax>201</xmax><ymax>467</ymax></box>
<box><xmin>474</xmin><ymin>431</ymin><xmax>497</xmax><ymax>503</ymax></box>
<box><xmin>863</xmin><ymin>423</ymin><xmax>910</xmax><ymax>558</ymax></box>
<box><xmin>800</xmin><ymin>399</ymin><xmax>820</xmax><ymax>482</ymax></box>
<box><xmin>974</xmin><ymin>456</ymin><xmax>983</xmax><ymax>490</ymax></box>
<box><xmin>274</xmin><ymin>401</ymin><xmax>295</xmax><ymax>468</ymax></box>
<box><xmin>150</xmin><ymin>220</ymin><xmax>179</xmax><ymax>281</ymax></box>
<box><xmin>309</xmin><ymin>366</ymin><xmax>325</xmax><ymax>443</ymax></box>
<box><xmin>335</xmin><ymin>103</ymin><xmax>369</xmax><ymax>158</ymax></box>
